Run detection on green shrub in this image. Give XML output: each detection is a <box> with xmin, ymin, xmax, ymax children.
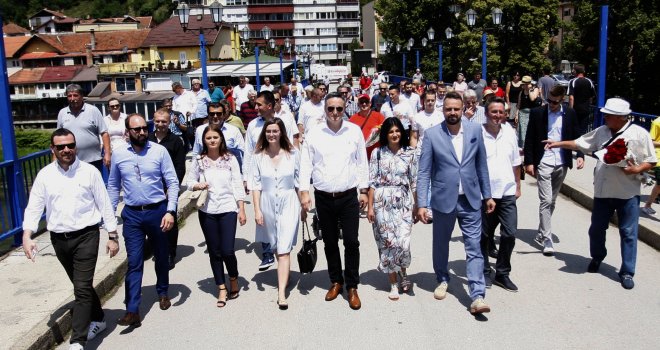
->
<box><xmin>14</xmin><ymin>130</ymin><xmax>51</xmax><ymax>150</ymax></box>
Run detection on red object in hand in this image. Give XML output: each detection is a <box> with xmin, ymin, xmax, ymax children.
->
<box><xmin>603</xmin><ymin>139</ymin><xmax>627</xmax><ymax>164</ymax></box>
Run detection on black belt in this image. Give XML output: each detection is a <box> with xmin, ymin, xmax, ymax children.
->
<box><xmin>126</xmin><ymin>200</ymin><xmax>166</xmax><ymax>211</ymax></box>
<box><xmin>52</xmin><ymin>224</ymin><xmax>99</xmax><ymax>239</ymax></box>
<box><xmin>315</xmin><ymin>188</ymin><xmax>356</xmax><ymax>198</ymax></box>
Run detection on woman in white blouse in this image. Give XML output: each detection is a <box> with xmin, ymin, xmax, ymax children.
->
<box><xmin>186</xmin><ymin>124</ymin><xmax>247</xmax><ymax>307</ymax></box>
<box><xmin>103</xmin><ymin>98</ymin><xmax>127</xmax><ymax>150</ymax></box>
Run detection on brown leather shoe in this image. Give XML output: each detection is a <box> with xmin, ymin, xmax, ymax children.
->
<box><xmin>347</xmin><ymin>288</ymin><xmax>361</xmax><ymax>310</ymax></box>
<box><xmin>117</xmin><ymin>312</ymin><xmax>141</xmax><ymax>327</ymax></box>
<box><xmin>159</xmin><ymin>296</ymin><xmax>171</xmax><ymax>310</ymax></box>
<box><xmin>325</xmin><ymin>283</ymin><xmax>343</xmax><ymax>301</ymax></box>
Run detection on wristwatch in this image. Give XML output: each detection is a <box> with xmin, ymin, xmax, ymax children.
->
<box><xmin>108</xmin><ymin>235</ymin><xmax>119</xmax><ymax>242</ymax></box>
<box><xmin>167</xmin><ymin>210</ymin><xmax>177</xmax><ymax>216</ymax></box>
<box><xmin>360</xmin><ymin>189</ymin><xmax>369</xmax><ymax>195</ymax></box>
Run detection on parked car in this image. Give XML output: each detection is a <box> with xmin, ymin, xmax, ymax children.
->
<box><xmin>552</xmin><ymin>73</ymin><xmax>570</xmax><ymax>87</ymax></box>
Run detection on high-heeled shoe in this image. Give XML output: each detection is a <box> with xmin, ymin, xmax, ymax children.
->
<box><xmin>277</xmin><ymin>298</ymin><xmax>288</xmax><ymax>310</ymax></box>
<box><xmin>228</xmin><ymin>277</ymin><xmax>240</xmax><ymax>300</ymax></box>
<box><xmin>217</xmin><ymin>286</ymin><xmax>227</xmax><ymax>308</ymax></box>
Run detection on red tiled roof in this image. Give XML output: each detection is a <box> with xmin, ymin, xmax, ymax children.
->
<box><xmin>8</xmin><ymin>68</ymin><xmax>46</xmax><ymax>84</ymax></box>
<box><xmin>72</xmin><ymin>16</ymin><xmax>152</xmax><ymax>28</ymax></box>
<box><xmin>38</xmin><ymin>29</ymin><xmax>150</xmax><ymax>54</ymax></box>
<box><xmin>4</xmin><ymin>36</ymin><xmax>32</xmax><ymax>58</ymax></box>
<box><xmin>40</xmin><ymin>66</ymin><xmax>84</xmax><ymax>82</ymax></box>
<box><xmin>20</xmin><ymin>52</ymin><xmax>58</xmax><ymax>59</ymax></box>
<box><xmin>3</xmin><ymin>23</ymin><xmax>30</xmax><ymax>35</ymax></box>
<box><xmin>29</xmin><ymin>8</ymin><xmax>68</xmax><ymax>20</ymax></box>
<box><xmin>142</xmin><ymin>15</ymin><xmax>226</xmax><ymax>48</ymax></box>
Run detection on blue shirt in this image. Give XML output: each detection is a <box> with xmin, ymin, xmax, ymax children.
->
<box><xmin>168</xmin><ymin>111</ymin><xmax>186</xmax><ymax>136</ymax></box>
<box><xmin>208</xmin><ymin>87</ymin><xmax>226</xmax><ymax>103</ymax></box>
<box><xmin>108</xmin><ymin>141</ymin><xmax>180</xmax><ymax>212</ymax></box>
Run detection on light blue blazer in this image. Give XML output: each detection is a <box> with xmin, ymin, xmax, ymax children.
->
<box><xmin>416</xmin><ymin>121</ymin><xmax>492</xmax><ymax>214</ymax></box>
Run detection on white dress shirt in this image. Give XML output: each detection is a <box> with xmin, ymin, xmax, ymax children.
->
<box><xmin>172</xmin><ymin>90</ymin><xmax>197</xmax><ymax>120</ymax></box>
<box><xmin>380</xmin><ymin>100</ymin><xmax>414</xmax><ymax>130</ymax></box>
<box><xmin>446</xmin><ymin>124</ymin><xmax>465</xmax><ymax>194</ymax></box>
<box><xmin>400</xmin><ymin>92</ymin><xmax>421</xmax><ymax>112</ymax></box>
<box><xmin>23</xmin><ymin>158</ymin><xmax>117</xmax><ymax>233</ymax></box>
<box><xmin>191</xmin><ymin>122</ymin><xmax>245</xmax><ymax>158</ymax></box>
<box><xmin>299</xmin><ymin>121</ymin><xmax>369</xmax><ymax>192</ymax></box>
<box><xmin>232</xmin><ymin>84</ymin><xmax>255</xmax><ymax>111</ymax></box>
<box><xmin>482</xmin><ymin>123</ymin><xmax>522</xmax><ymax>198</ymax></box>
<box><xmin>541</xmin><ymin>106</ymin><xmax>565</xmax><ymax>166</ymax></box>
<box><xmin>298</xmin><ymin>100</ymin><xmax>326</xmax><ymax>134</ymax></box>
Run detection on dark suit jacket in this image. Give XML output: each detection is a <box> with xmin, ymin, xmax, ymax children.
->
<box><xmin>523</xmin><ymin>106</ymin><xmax>584</xmax><ymax>168</ymax></box>
<box><xmin>417</xmin><ymin>121</ymin><xmax>491</xmax><ymax>213</ymax></box>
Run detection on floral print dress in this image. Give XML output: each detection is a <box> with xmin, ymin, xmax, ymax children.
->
<box><xmin>369</xmin><ymin>146</ymin><xmax>417</xmax><ymax>273</ymax></box>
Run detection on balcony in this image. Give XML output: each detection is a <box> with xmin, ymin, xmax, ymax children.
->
<box><xmin>98</xmin><ymin>62</ymin><xmax>143</xmax><ymax>74</ymax></box>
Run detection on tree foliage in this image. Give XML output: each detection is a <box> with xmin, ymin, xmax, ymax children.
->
<box><xmin>562</xmin><ymin>0</ymin><xmax>660</xmax><ymax>113</ymax></box>
<box><xmin>375</xmin><ymin>0</ymin><xmax>559</xmax><ymax>82</ymax></box>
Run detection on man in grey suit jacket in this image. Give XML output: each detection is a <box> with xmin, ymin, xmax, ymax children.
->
<box><xmin>417</xmin><ymin>91</ymin><xmax>496</xmax><ymax>315</ymax></box>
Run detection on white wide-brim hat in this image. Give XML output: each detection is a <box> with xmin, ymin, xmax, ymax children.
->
<box><xmin>600</xmin><ymin>97</ymin><xmax>631</xmax><ymax>115</ymax></box>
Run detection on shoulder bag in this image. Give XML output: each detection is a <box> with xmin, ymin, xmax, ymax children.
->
<box><xmin>189</xmin><ymin>156</ymin><xmax>209</xmax><ymax>209</ymax></box>
<box><xmin>297</xmin><ymin>221</ymin><xmax>318</xmax><ymax>274</ymax></box>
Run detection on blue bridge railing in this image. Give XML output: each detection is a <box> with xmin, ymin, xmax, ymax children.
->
<box><xmin>0</xmin><ymin>149</ymin><xmax>51</xmax><ymax>244</ymax></box>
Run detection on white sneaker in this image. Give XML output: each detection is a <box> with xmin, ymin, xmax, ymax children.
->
<box><xmin>434</xmin><ymin>281</ymin><xmax>448</xmax><ymax>300</ymax></box>
<box><xmin>69</xmin><ymin>343</ymin><xmax>84</xmax><ymax>350</ymax></box>
<box><xmin>470</xmin><ymin>297</ymin><xmax>491</xmax><ymax>315</ymax></box>
<box><xmin>388</xmin><ymin>283</ymin><xmax>399</xmax><ymax>301</ymax></box>
<box><xmin>543</xmin><ymin>240</ymin><xmax>555</xmax><ymax>256</ymax></box>
<box><xmin>641</xmin><ymin>207</ymin><xmax>656</xmax><ymax>215</ymax></box>
<box><xmin>87</xmin><ymin>321</ymin><xmax>106</xmax><ymax>341</ymax></box>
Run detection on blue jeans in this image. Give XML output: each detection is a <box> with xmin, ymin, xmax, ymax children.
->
<box><xmin>121</xmin><ymin>202</ymin><xmax>170</xmax><ymax>313</ymax></box>
<box><xmin>432</xmin><ymin>195</ymin><xmax>485</xmax><ymax>301</ymax></box>
<box><xmin>589</xmin><ymin>196</ymin><xmax>639</xmax><ymax>276</ymax></box>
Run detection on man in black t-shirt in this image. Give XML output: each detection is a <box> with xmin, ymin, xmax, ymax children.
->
<box><xmin>567</xmin><ymin>64</ymin><xmax>596</xmax><ymax>135</ymax></box>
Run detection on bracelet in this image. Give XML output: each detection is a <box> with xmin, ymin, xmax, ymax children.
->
<box><xmin>360</xmin><ymin>190</ymin><xmax>368</xmax><ymax>195</ymax></box>
<box><xmin>108</xmin><ymin>235</ymin><xmax>118</xmax><ymax>241</ymax></box>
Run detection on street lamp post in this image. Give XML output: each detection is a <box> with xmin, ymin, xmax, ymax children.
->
<box><xmin>284</xmin><ymin>37</ymin><xmax>291</xmax><ymax>83</ymax></box>
<box><xmin>466</xmin><ymin>7</ymin><xmax>503</xmax><ymax>79</ymax></box>
<box><xmin>423</xmin><ymin>26</ymin><xmax>453</xmax><ymax>82</ymax></box>
<box><xmin>176</xmin><ymin>1</ymin><xmax>223</xmax><ymax>90</ymax></box>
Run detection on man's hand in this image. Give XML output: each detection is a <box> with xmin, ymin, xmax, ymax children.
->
<box><xmin>300</xmin><ymin>192</ymin><xmax>312</xmax><ymax>212</ymax></box>
<box><xmin>106</xmin><ymin>240</ymin><xmax>120</xmax><ymax>258</ymax></box>
<box><xmin>359</xmin><ymin>193</ymin><xmax>368</xmax><ymax>209</ymax></box>
<box><xmin>22</xmin><ymin>238</ymin><xmax>37</xmax><ymax>262</ymax></box>
<box><xmin>485</xmin><ymin>198</ymin><xmax>496</xmax><ymax>214</ymax></box>
<box><xmin>622</xmin><ymin>160</ymin><xmax>642</xmax><ymax>175</ymax></box>
<box><xmin>238</xmin><ymin>209</ymin><xmax>247</xmax><ymax>226</ymax></box>
<box><xmin>161</xmin><ymin>212</ymin><xmax>175</xmax><ymax>232</ymax></box>
<box><xmin>525</xmin><ymin>164</ymin><xmax>535</xmax><ymax>177</ymax></box>
<box><xmin>515</xmin><ymin>187</ymin><xmax>522</xmax><ymax>199</ymax></box>
<box><xmin>577</xmin><ymin>157</ymin><xmax>585</xmax><ymax>170</ymax></box>
<box><xmin>103</xmin><ymin>152</ymin><xmax>111</xmax><ymax>168</ymax></box>
<box><xmin>417</xmin><ymin>207</ymin><xmax>429</xmax><ymax>224</ymax></box>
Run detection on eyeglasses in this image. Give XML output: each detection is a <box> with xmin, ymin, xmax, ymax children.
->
<box><xmin>327</xmin><ymin>106</ymin><xmax>344</xmax><ymax>113</ymax></box>
<box><xmin>547</xmin><ymin>99</ymin><xmax>562</xmax><ymax>105</ymax></box>
<box><xmin>208</xmin><ymin>112</ymin><xmax>223</xmax><ymax>117</ymax></box>
<box><xmin>54</xmin><ymin>142</ymin><xmax>76</xmax><ymax>151</ymax></box>
<box><xmin>109</xmin><ymin>104</ymin><xmax>120</xmax><ymax>109</ymax></box>
<box><xmin>129</xmin><ymin>126</ymin><xmax>149</xmax><ymax>133</ymax></box>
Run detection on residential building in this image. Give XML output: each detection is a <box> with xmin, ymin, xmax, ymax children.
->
<box><xmin>28</xmin><ymin>8</ymin><xmax>77</xmax><ymax>34</ymax></box>
<box><xmin>3</xmin><ymin>23</ymin><xmax>30</xmax><ymax>37</ymax></box>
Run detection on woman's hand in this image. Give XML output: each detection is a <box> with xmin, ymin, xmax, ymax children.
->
<box><xmin>254</xmin><ymin>210</ymin><xmax>264</xmax><ymax>226</ymax></box>
<box><xmin>195</xmin><ymin>182</ymin><xmax>209</xmax><ymax>191</ymax></box>
<box><xmin>238</xmin><ymin>208</ymin><xmax>247</xmax><ymax>226</ymax></box>
<box><xmin>367</xmin><ymin>208</ymin><xmax>375</xmax><ymax>223</ymax></box>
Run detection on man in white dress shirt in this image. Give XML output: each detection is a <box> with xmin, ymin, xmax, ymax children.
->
<box><xmin>297</xmin><ymin>88</ymin><xmax>325</xmax><ymax>137</ymax></box>
<box><xmin>260</xmin><ymin>77</ymin><xmax>274</xmax><ymax>92</ymax></box>
<box><xmin>233</xmin><ymin>75</ymin><xmax>255</xmax><ymax>114</ymax></box>
<box><xmin>381</xmin><ymin>85</ymin><xmax>415</xmax><ymax>136</ymax></box>
<box><xmin>480</xmin><ymin>97</ymin><xmax>522</xmax><ymax>292</ymax></box>
<box><xmin>171</xmin><ymin>82</ymin><xmax>197</xmax><ymax>123</ymax></box>
<box><xmin>300</xmin><ymin>92</ymin><xmax>369</xmax><ymax>310</ymax></box>
<box><xmin>22</xmin><ymin>128</ymin><xmax>119</xmax><ymax>350</ymax></box>
<box><xmin>411</xmin><ymin>91</ymin><xmax>445</xmax><ymax>148</ymax></box>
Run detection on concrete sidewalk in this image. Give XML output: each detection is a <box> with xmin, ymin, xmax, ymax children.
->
<box><xmin>1</xmin><ymin>156</ymin><xmax>659</xmax><ymax>350</ymax></box>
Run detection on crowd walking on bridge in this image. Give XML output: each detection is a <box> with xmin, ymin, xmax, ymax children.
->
<box><xmin>19</xmin><ymin>68</ymin><xmax>658</xmax><ymax>349</ymax></box>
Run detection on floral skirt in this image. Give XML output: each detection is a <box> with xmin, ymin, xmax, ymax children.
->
<box><xmin>372</xmin><ymin>186</ymin><xmax>414</xmax><ymax>273</ymax></box>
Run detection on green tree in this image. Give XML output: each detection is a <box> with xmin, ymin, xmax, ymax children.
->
<box><xmin>375</xmin><ymin>0</ymin><xmax>559</xmax><ymax>82</ymax></box>
<box><xmin>562</xmin><ymin>0</ymin><xmax>660</xmax><ymax>113</ymax></box>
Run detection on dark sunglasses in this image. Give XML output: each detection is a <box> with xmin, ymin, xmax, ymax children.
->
<box><xmin>54</xmin><ymin>142</ymin><xmax>76</xmax><ymax>151</ymax></box>
<box><xmin>327</xmin><ymin>106</ymin><xmax>344</xmax><ymax>113</ymax></box>
<box><xmin>129</xmin><ymin>126</ymin><xmax>149</xmax><ymax>133</ymax></box>
<box><xmin>547</xmin><ymin>99</ymin><xmax>562</xmax><ymax>105</ymax></box>
<box><xmin>208</xmin><ymin>112</ymin><xmax>223</xmax><ymax>117</ymax></box>
<box><xmin>109</xmin><ymin>104</ymin><xmax>120</xmax><ymax>109</ymax></box>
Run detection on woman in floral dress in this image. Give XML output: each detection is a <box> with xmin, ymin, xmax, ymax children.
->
<box><xmin>367</xmin><ymin>117</ymin><xmax>418</xmax><ymax>301</ymax></box>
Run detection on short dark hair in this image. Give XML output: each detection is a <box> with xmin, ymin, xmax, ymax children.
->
<box><xmin>207</xmin><ymin>102</ymin><xmax>222</xmax><ymax>114</ymax></box>
<box><xmin>388</xmin><ymin>85</ymin><xmax>400</xmax><ymax>93</ymax></box>
<box><xmin>325</xmin><ymin>91</ymin><xmax>344</xmax><ymax>103</ymax></box>
<box><xmin>201</xmin><ymin>124</ymin><xmax>228</xmax><ymax>156</ymax></box>
<box><xmin>485</xmin><ymin>97</ymin><xmax>506</xmax><ymax>113</ymax></box>
<box><xmin>549</xmin><ymin>85</ymin><xmax>566</xmax><ymax>97</ymax></box>
<box><xmin>543</xmin><ymin>67</ymin><xmax>551</xmax><ymax>75</ymax></box>
<box><xmin>162</xmin><ymin>97</ymin><xmax>173</xmax><ymax>105</ymax></box>
<box><xmin>257</xmin><ymin>90</ymin><xmax>275</xmax><ymax>107</ymax></box>
<box><xmin>51</xmin><ymin>128</ymin><xmax>76</xmax><ymax>145</ymax></box>
<box><xmin>378</xmin><ymin>117</ymin><xmax>410</xmax><ymax>149</ymax></box>
<box><xmin>108</xmin><ymin>97</ymin><xmax>120</xmax><ymax>105</ymax></box>
<box><xmin>444</xmin><ymin>91</ymin><xmax>463</xmax><ymax>104</ymax></box>
<box><xmin>574</xmin><ymin>64</ymin><xmax>585</xmax><ymax>74</ymax></box>
<box><xmin>256</xmin><ymin>118</ymin><xmax>292</xmax><ymax>153</ymax></box>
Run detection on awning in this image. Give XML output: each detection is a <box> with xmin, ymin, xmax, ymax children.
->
<box><xmin>187</xmin><ymin>61</ymin><xmax>293</xmax><ymax>78</ymax></box>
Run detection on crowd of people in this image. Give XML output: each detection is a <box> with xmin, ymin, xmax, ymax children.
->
<box><xmin>19</xmin><ymin>66</ymin><xmax>658</xmax><ymax>349</ymax></box>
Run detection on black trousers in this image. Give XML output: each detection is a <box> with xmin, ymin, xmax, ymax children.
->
<box><xmin>480</xmin><ymin>195</ymin><xmax>517</xmax><ymax>276</ymax></box>
<box><xmin>168</xmin><ymin>213</ymin><xmax>179</xmax><ymax>259</ymax></box>
<box><xmin>199</xmin><ymin>211</ymin><xmax>239</xmax><ymax>285</ymax></box>
<box><xmin>51</xmin><ymin>227</ymin><xmax>104</xmax><ymax>345</ymax></box>
<box><xmin>314</xmin><ymin>191</ymin><xmax>361</xmax><ymax>289</ymax></box>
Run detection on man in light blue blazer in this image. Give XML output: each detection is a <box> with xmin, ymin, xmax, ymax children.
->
<box><xmin>417</xmin><ymin>91</ymin><xmax>496</xmax><ymax>315</ymax></box>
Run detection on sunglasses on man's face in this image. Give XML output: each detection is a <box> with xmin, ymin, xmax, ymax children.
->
<box><xmin>129</xmin><ymin>126</ymin><xmax>149</xmax><ymax>133</ymax></box>
<box><xmin>208</xmin><ymin>112</ymin><xmax>223</xmax><ymax>117</ymax></box>
<box><xmin>547</xmin><ymin>99</ymin><xmax>562</xmax><ymax>105</ymax></box>
<box><xmin>327</xmin><ymin>106</ymin><xmax>344</xmax><ymax>113</ymax></box>
<box><xmin>109</xmin><ymin>104</ymin><xmax>120</xmax><ymax>109</ymax></box>
<box><xmin>54</xmin><ymin>142</ymin><xmax>76</xmax><ymax>151</ymax></box>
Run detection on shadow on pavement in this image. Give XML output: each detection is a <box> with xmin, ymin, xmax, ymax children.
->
<box><xmin>359</xmin><ymin>269</ymin><xmax>391</xmax><ymax>292</ymax></box>
<box><xmin>295</xmin><ymin>269</ymin><xmax>331</xmax><ymax>295</ymax></box>
<box><xmin>46</xmin><ymin>301</ymin><xmax>74</xmax><ymax>345</ymax></box>
<box><xmin>85</xmin><ymin>308</ymin><xmax>127</xmax><ymax>349</ymax></box>
<box><xmin>174</xmin><ymin>245</ymin><xmax>195</xmax><ymax>264</ymax></box>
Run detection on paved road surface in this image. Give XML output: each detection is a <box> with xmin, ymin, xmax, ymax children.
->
<box><xmin>57</xmin><ymin>178</ymin><xmax>660</xmax><ymax>349</ymax></box>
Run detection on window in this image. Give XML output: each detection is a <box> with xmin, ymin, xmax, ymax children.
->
<box><xmin>179</xmin><ymin>51</ymin><xmax>187</xmax><ymax>63</ymax></box>
<box><xmin>158</xmin><ymin>52</ymin><xmax>165</xmax><ymax>61</ymax></box>
<box><xmin>563</xmin><ymin>8</ymin><xmax>572</xmax><ymax>16</ymax></box>
<box><xmin>338</xmin><ymin>27</ymin><xmax>359</xmax><ymax>36</ymax></box>
<box><xmin>116</xmin><ymin>78</ymin><xmax>136</xmax><ymax>92</ymax></box>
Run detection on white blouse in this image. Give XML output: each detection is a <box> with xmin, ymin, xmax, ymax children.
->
<box><xmin>185</xmin><ymin>154</ymin><xmax>245</xmax><ymax>214</ymax></box>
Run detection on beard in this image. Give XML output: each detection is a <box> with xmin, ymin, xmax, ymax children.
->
<box><xmin>129</xmin><ymin>133</ymin><xmax>147</xmax><ymax>148</ymax></box>
<box><xmin>445</xmin><ymin>115</ymin><xmax>461</xmax><ymax>125</ymax></box>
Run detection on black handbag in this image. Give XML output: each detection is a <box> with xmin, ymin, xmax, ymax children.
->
<box><xmin>297</xmin><ymin>221</ymin><xmax>318</xmax><ymax>274</ymax></box>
